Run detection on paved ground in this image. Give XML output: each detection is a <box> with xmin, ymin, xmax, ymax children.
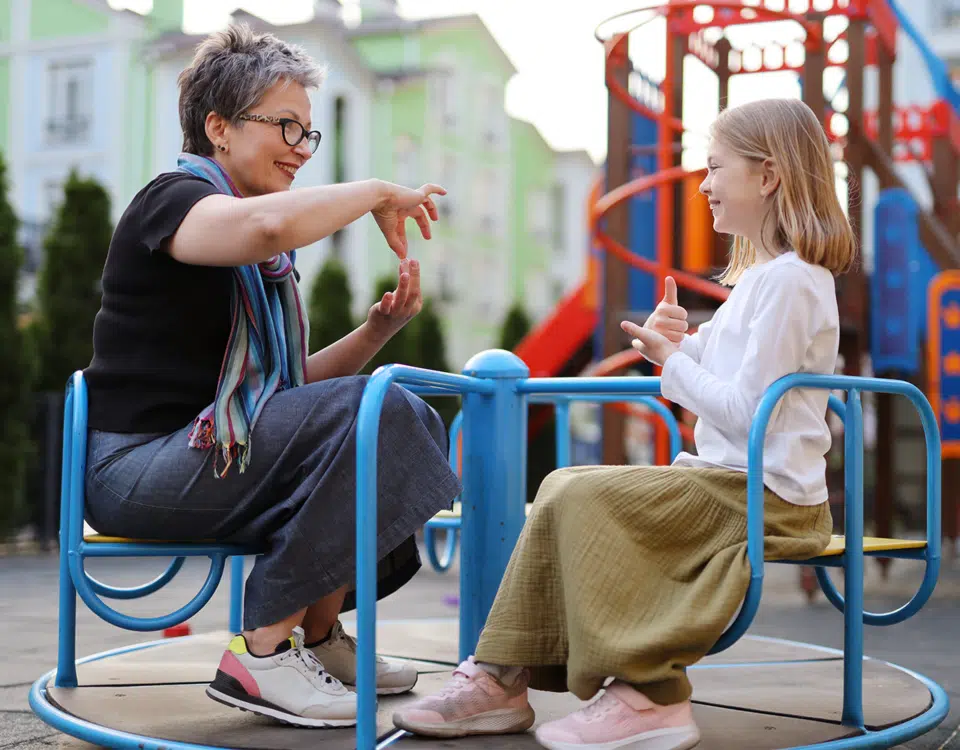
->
<box><xmin>2</xmin><ymin>543</ymin><xmax>959</xmax><ymax>749</ymax></box>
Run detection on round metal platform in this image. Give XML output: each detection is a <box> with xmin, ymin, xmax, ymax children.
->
<box><xmin>30</xmin><ymin>619</ymin><xmax>946</xmax><ymax>750</ymax></box>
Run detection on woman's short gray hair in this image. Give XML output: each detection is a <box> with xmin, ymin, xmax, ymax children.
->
<box><xmin>177</xmin><ymin>23</ymin><xmax>326</xmax><ymax>156</ymax></box>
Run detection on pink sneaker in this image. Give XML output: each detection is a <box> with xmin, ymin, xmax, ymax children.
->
<box><xmin>534</xmin><ymin>681</ymin><xmax>700</xmax><ymax>750</ymax></box>
<box><xmin>392</xmin><ymin>656</ymin><xmax>535</xmax><ymax>737</ymax></box>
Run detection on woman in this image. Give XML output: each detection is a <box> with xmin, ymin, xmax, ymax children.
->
<box><xmin>82</xmin><ymin>24</ymin><xmax>461</xmax><ymax>728</ymax></box>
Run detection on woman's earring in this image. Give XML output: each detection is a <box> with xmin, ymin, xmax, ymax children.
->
<box><xmin>219</xmin><ymin>144</ymin><xmax>227</xmax><ymax>152</ymax></box>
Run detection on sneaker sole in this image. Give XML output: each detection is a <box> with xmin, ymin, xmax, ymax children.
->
<box><xmin>393</xmin><ymin>705</ymin><xmax>536</xmax><ymax>738</ymax></box>
<box><xmin>534</xmin><ymin>724</ymin><xmax>700</xmax><ymax>750</ymax></box>
<box><xmin>206</xmin><ymin>686</ymin><xmax>357</xmax><ymax>729</ymax></box>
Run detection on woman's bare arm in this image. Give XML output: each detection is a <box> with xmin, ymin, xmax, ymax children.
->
<box><xmin>305</xmin><ymin>259</ymin><xmax>423</xmax><ymax>383</ymax></box>
<box><xmin>167</xmin><ymin>179</ymin><xmax>442</xmax><ymax>266</ymax></box>
<box><xmin>305</xmin><ymin>323</ymin><xmax>388</xmax><ymax>383</ymax></box>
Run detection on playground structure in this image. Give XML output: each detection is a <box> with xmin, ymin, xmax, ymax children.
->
<box><xmin>515</xmin><ymin>0</ymin><xmax>960</xmax><ymax>553</ymax></box>
<box><xmin>26</xmin><ymin>2</ymin><xmax>957</xmax><ymax>749</ymax></box>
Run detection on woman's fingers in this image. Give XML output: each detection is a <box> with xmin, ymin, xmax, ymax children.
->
<box><xmin>406</xmin><ymin>260</ymin><xmax>421</xmax><ymax>305</ymax></box>
<box><xmin>412</xmin><ymin>205</ymin><xmax>432</xmax><ymax>240</ymax></box>
<box><xmin>423</xmin><ymin>196</ymin><xmax>439</xmax><ymax>222</ymax></box>
<box><xmin>395</xmin><ymin>216</ymin><xmax>409</xmax><ymax>256</ymax></box>
<box><xmin>418</xmin><ymin>183</ymin><xmax>447</xmax><ymax>199</ymax></box>
<box><xmin>380</xmin><ymin>291</ymin><xmax>394</xmax><ymax>315</ymax></box>
<box><xmin>380</xmin><ymin>224</ymin><xmax>404</xmax><ymax>259</ymax></box>
<box><xmin>393</xmin><ymin>267</ymin><xmax>411</xmax><ymax>310</ymax></box>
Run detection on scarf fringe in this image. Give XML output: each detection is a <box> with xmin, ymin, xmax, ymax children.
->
<box><xmin>188</xmin><ymin>416</ymin><xmax>251</xmax><ymax>478</ymax></box>
<box><xmin>177</xmin><ymin>151</ymin><xmax>307</xmax><ymax>479</ymax></box>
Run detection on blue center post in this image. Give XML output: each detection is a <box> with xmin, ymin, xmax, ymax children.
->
<box><xmin>458</xmin><ymin>349</ymin><xmax>530</xmax><ymax>661</ymax></box>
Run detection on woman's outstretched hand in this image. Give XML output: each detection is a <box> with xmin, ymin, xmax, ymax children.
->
<box><xmin>372</xmin><ymin>181</ymin><xmax>446</xmax><ymax>259</ymax></box>
<box><xmin>367</xmin><ymin>258</ymin><xmax>423</xmax><ymax>341</ymax></box>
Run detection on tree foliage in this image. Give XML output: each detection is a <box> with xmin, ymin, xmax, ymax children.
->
<box><xmin>497</xmin><ymin>301</ymin><xmax>532</xmax><ymax>352</ymax></box>
<box><xmin>0</xmin><ymin>153</ymin><xmax>27</xmax><ymax>533</ymax></box>
<box><xmin>307</xmin><ymin>257</ymin><xmax>355</xmax><ymax>354</ymax></box>
<box><xmin>31</xmin><ymin>171</ymin><xmax>113</xmax><ymax>393</ymax></box>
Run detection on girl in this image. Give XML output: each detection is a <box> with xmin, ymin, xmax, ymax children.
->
<box><xmin>392</xmin><ymin>97</ymin><xmax>856</xmax><ymax>749</ymax></box>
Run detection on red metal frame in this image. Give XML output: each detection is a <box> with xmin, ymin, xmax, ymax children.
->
<box><xmin>687</xmin><ymin>22</ymin><xmax>887</xmax><ymax>76</ymax></box>
<box><xmin>593</xmin><ymin>166</ymin><xmax>729</xmax><ymax>303</ymax></box>
<box><xmin>824</xmin><ymin>98</ymin><xmax>960</xmax><ymax>163</ymax></box>
<box><xmin>668</xmin><ymin>2</ymin><xmax>824</xmax><ymax>40</ymax></box>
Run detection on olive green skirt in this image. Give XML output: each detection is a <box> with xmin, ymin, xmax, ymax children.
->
<box><xmin>474</xmin><ymin>465</ymin><xmax>832</xmax><ymax>705</ymax></box>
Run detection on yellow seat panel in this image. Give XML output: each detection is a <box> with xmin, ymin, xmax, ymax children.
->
<box><xmin>83</xmin><ymin>534</ymin><xmax>216</xmax><ymax>544</ymax></box>
<box><xmin>430</xmin><ymin>502</ymin><xmax>532</xmax><ymax>521</ymax></box>
<box><xmin>816</xmin><ymin>535</ymin><xmax>927</xmax><ymax>557</ymax></box>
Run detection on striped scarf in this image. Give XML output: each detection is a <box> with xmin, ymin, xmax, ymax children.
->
<box><xmin>176</xmin><ymin>153</ymin><xmax>309</xmax><ymax>477</ymax></box>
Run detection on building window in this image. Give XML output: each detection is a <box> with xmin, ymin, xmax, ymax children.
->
<box><xmin>438</xmin><ymin>151</ymin><xmax>457</xmax><ymax>219</ymax></box>
<box><xmin>940</xmin><ymin>0</ymin><xmax>960</xmax><ymax>27</ymax></box>
<box><xmin>526</xmin><ymin>189</ymin><xmax>551</xmax><ymax>241</ymax></box>
<box><xmin>18</xmin><ymin>220</ymin><xmax>48</xmax><ymax>274</ymax></box>
<box><xmin>475</xmin><ymin>168</ymin><xmax>502</xmax><ymax>236</ymax></box>
<box><xmin>438</xmin><ymin>261</ymin><xmax>456</xmax><ymax>303</ymax></box>
<box><xmin>332</xmin><ymin>95</ymin><xmax>348</xmax><ymax>258</ymax></box>
<box><xmin>551</xmin><ymin>183</ymin><xmax>565</xmax><ymax>252</ymax></box>
<box><xmin>552</xmin><ymin>279</ymin><xmax>565</xmax><ymax>304</ymax></box>
<box><xmin>333</xmin><ymin>96</ymin><xmax>347</xmax><ymax>183</ymax></box>
<box><xmin>479</xmin><ymin>79</ymin><xmax>504</xmax><ymax>149</ymax></box>
<box><xmin>430</xmin><ymin>242</ymin><xmax>456</xmax><ymax>304</ymax></box>
<box><xmin>429</xmin><ymin>70</ymin><xmax>458</xmax><ymax>130</ymax></box>
<box><xmin>46</xmin><ymin>59</ymin><xmax>93</xmax><ymax>146</ymax></box>
<box><xmin>394</xmin><ymin>133</ymin><xmax>419</xmax><ymax>186</ymax></box>
<box><xmin>43</xmin><ymin>179</ymin><xmax>63</xmax><ymax>218</ymax></box>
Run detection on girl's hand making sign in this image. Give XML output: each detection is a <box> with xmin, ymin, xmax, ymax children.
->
<box><xmin>621</xmin><ymin>276</ymin><xmax>687</xmax><ymax>366</ymax></box>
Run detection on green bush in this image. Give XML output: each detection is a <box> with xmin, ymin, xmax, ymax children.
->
<box><xmin>31</xmin><ymin>171</ymin><xmax>113</xmax><ymax>393</ymax></box>
<box><xmin>497</xmin><ymin>300</ymin><xmax>552</xmax><ymax>501</ymax></box>
<box><xmin>409</xmin><ymin>297</ymin><xmax>459</xmax><ymax>428</ymax></box>
<box><xmin>497</xmin><ymin>301</ymin><xmax>532</xmax><ymax>351</ymax></box>
<box><xmin>410</xmin><ymin>298</ymin><xmax>449</xmax><ymax>372</ymax></box>
<box><xmin>307</xmin><ymin>256</ymin><xmax>354</xmax><ymax>354</ymax></box>
<box><xmin>0</xmin><ymin>153</ymin><xmax>28</xmax><ymax>534</ymax></box>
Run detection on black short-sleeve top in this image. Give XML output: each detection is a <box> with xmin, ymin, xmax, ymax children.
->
<box><xmin>84</xmin><ymin>172</ymin><xmax>235</xmax><ymax>434</ymax></box>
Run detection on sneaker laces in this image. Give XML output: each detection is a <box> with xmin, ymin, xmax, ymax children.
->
<box><xmin>286</xmin><ymin>626</ymin><xmax>341</xmax><ymax>686</ymax></box>
<box><xmin>436</xmin><ymin>661</ymin><xmax>479</xmax><ymax>698</ymax></box>
<box><xmin>579</xmin><ymin>691</ymin><xmax>623</xmax><ymax>723</ymax></box>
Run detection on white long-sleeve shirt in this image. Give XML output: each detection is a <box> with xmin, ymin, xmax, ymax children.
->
<box><xmin>660</xmin><ymin>251</ymin><xmax>839</xmax><ymax>505</ymax></box>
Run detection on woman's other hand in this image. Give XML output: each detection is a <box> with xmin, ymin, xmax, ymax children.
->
<box><xmin>372</xmin><ymin>181</ymin><xmax>446</xmax><ymax>259</ymax></box>
<box><xmin>367</xmin><ymin>258</ymin><xmax>423</xmax><ymax>340</ymax></box>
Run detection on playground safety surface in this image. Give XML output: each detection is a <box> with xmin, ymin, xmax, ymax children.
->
<box><xmin>39</xmin><ymin>619</ymin><xmax>935</xmax><ymax>749</ymax></box>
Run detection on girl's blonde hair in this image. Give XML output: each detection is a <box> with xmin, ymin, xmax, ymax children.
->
<box><xmin>710</xmin><ymin>98</ymin><xmax>857</xmax><ymax>286</ymax></box>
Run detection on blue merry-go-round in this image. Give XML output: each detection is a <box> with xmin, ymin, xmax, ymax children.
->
<box><xmin>28</xmin><ymin>349</ymin><xmax>948</xmax><ymax>749</ymax></box>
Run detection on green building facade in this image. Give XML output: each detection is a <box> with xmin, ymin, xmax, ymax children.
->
<box><xmin>10</xmin><ymin>0</ymin><xmax>595</xmax><ymax>367</ymax></box>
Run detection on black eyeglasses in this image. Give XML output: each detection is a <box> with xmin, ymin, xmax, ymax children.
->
<box><xmin>238</xmin><ymin>113</ymin><xmax>322</xmax><ymax>154</ymax></box>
